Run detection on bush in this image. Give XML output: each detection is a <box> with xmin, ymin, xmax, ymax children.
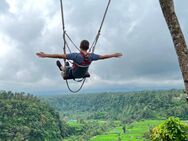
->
<box><xmin>151</xmin><ymin>117</ymin><xmax>188</xmax><ymax>141</ymax></box>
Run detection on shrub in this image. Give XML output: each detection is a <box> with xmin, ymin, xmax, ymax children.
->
<box><xmin>151</xmin><ymin>117</ymin><xmax>188</xmax><ymax>141</ymax></box>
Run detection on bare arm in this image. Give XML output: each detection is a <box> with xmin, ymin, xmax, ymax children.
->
<box><xmin>36</xmin><ymin>52</ymin><xmax>67</xmax><ymax>59</ymax></box>
<box><xmin>99</xmin><ymin>53</ymin><xmax>123</xmax><ymax>60</ymax></box>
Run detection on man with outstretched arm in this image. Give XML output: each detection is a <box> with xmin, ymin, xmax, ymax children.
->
<box><xmin>36</xmin><ymin>40</ymin><xmax>123</xmax><ymax>79</ymax></box>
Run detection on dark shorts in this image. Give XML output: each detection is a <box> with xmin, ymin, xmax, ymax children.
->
<box><xmin>64</xmin><ymin>66</ymin><xmax>90</xmax><ymax>79</ymax></box>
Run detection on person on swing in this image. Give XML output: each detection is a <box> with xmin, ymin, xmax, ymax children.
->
<box><xmin>36</xmin><ymin>40</ymin><xmax>122</xmax><ymax>79</ymax></box>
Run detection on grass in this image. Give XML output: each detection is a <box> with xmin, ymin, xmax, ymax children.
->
<box><xmin>64</xmin><ymin>120</ymin><xmax>188</xmax><ymax>141</ymax></box>
<box><xmin>91</xmin><ymin>134</ymin><xmax>118</xmax><ymax>141</ymax></box>
<box><xmin>65</xmin><ymin>119</ymin><xmax>188</xmax><ymax>141</ymax></box>
<box><xmin>89</xmin><ymin>120</ymin><xmax>163</xmax><ymax>141</ymax></box>
<box><xmin>67</xmin><ymin>120</ymin><xmax>84</xmax><ymax>127</ymax></box>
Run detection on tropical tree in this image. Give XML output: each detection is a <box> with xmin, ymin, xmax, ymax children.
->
<box><xmin>159</xmin><ymin>0</ymin><xmax>188</xmax><ymax>101</ymax></box>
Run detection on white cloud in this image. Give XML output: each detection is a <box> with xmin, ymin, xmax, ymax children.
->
<box><xmin>0</xmin><ymin>0</ymin><xmax>188</xmax><ymax>94</ymax></box>
<box><xmin>0</xmin><ymin>37</ymin><xmax>11</xmax><ymax>58</ymax></box>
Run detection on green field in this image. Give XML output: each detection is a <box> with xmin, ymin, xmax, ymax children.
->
<box><xmin>89</xmin><ymin>120</ymin><xmax>163</xmax><ymax>141</ymax></box>
<box><xmin>64</xmin><ymin>120</ymin><xmax>164</xmax><ymax>141</ymax></box>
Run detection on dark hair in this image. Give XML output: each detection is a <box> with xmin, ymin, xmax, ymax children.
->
<box><xmin>80</xmin><ymin>40</ymin><xmax>89</xmax><ymax>50</ymax></box>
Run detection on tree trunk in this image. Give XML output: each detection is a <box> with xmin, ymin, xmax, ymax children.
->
<box><xmin>159</xmin><ymin>0</ymin><xmax>188</xmax><ymax>101</ymax></box>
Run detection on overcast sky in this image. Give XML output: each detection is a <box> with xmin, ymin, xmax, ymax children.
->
<box><xmin>0</xmin><ymin>0</ymin><xmax>188</xmax><ymax>95</ymax></box>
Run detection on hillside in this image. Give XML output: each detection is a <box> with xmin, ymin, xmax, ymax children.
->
<box><xmin>0</xmin><ymin>91</ymin><xmax>68</xmax><ymax>141</ymax></box>
<box><xmin>46</xmin><ymin>90</ymin><xmax>188</xmax><ymax>121</ymax></box>
<box><xmin>1</xmin><ymin>90</ymin><xmax>188</xmax><ymax>141</ymax></box>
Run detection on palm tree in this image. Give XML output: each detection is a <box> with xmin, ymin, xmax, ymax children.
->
<box><xmin>159</xmin><ymin>0</ymin><xmax>188</xmax><ymax>102</ymax></box>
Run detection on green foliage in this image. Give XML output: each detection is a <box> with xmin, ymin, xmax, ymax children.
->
<box><xmin>151</xmin><ymin>117</ymin><xmax>188</xmax><ymax>141</ymax></box>
<box><xmin>0</xmin><ymin>90</ymin><xmax>67</xmax><ymax>141</ymax></box>
<box><xmin>45</xmin><ymin>90</ymin><xmax>188</xmax><ymax>121</ymax></box>
<box><xmin>64</xmin><ymin>120</ymin><xmax>118</xmax><ymax>141</ymax></box>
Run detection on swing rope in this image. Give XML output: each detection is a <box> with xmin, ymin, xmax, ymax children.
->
<box><xmin>59</xmin><ymin>0</ymin><xmax>66</xmax><ymax>64</ymax></box>
<box><xmin>59</xmin><ymin>0</ymin><xmax>111</xmax><ymax>93</ymax></box>
<box><xmin>60</xmin><ymin>0</ymin><xmax>111</xmax><ymax>54</ymax></box>
<box><xmin>60</xmin><ymin>0</ymin><xmax>85</xmax><ymax>93</ymax></box>
<box><xmin>66</xmin><ymin>78</ymin><xmax>86</xmax><ymax>93</ymax></box>
<box><xmin>59</xmin><ymin>0</ymin><xmax>90</xmax><ymax>68</ymax></box>
<box><xmin>90</xmin><ymin>0</ymin><xmax>111</xmax><ymax>53</ymax></box>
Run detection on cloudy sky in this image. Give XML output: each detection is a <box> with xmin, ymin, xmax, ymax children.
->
<box><xmin>0</xmin><ymin>0</ymin><xmax>188</xmax><ymax>95</ymax></box>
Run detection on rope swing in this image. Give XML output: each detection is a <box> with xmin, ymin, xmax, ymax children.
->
<box><xmin>59</xmin><ymin>0</ymin><xmax>111</xmax><ymax>93</ymax></box>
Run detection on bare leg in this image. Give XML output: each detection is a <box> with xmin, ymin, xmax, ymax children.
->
<box><xmin>56</xmin><ymin>60</ymin><xmax>70</xmax><ymax>78</ymax></box>
<box><xmin>60</xmin><ymin>64</ymin><xmax>66</xmax><ymax>78</ymax></box>
<box><xmin>60</xmin><ymin>65</ymin><xmax>66</xmax><ymax>72</ymax></box>
<box><xmin>56</xmin><ymin>60</ymin><xmax>66</xmax><ymax>78</ymax></box>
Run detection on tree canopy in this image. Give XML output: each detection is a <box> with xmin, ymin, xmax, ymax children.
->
<box><xmin>0</xmin><ymin>90</ymin><xmax>68</xmax><ymax>141</ymax></box>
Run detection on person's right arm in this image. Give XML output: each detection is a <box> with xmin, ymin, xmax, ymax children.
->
<box><xmin>99</xmin><ymin>53</ymin><xmax>123</xmax><ymax>60</ymax></box>
<box><xmin>36</xmin><ymin>52</ymin><xmax>67</xmax><ymax>59</ymax></box>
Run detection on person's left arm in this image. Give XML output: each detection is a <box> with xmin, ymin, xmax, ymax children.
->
<box><xmin>90</xmin><ymin>53</ymin><xmax>123</xmax><ymax>61</ymax></box>
<box><xmin>36</xmin><ymin>52</ymin><xmax>67</xmax><ymax>59</ymax></box>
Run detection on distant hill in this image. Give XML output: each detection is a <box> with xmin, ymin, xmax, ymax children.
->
<box><xmin>45</xmin><ymin>90</ymin><xmax>188</xmax><ymax>122</ymax></box>
<box><xmin>0</xmin><ymin>90</ymin><xmax>69</xmax><ymax>141</ymax></box>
